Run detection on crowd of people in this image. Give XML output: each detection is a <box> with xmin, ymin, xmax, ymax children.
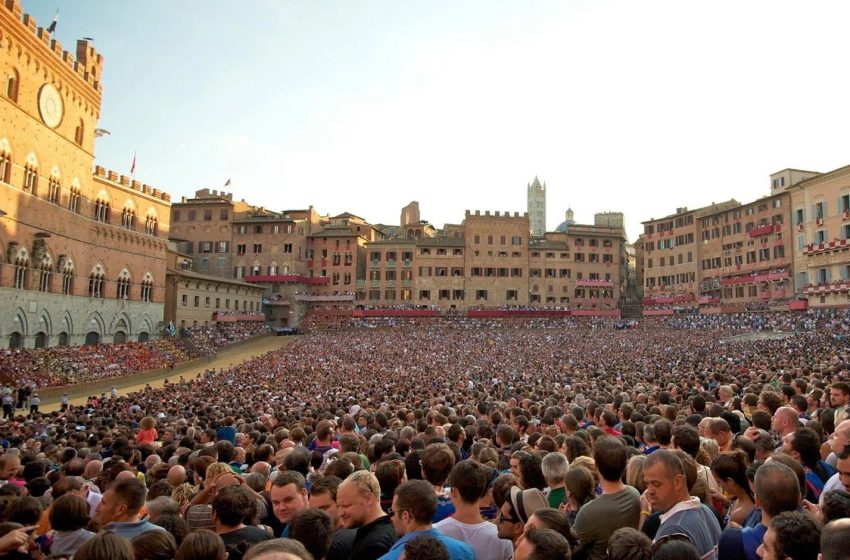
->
<box><xmin>0</xmin><ymin>312</ymin><xmax>846</xmax><ymax>559</ymax></box>
<box><xmin>0</xmin><ymin>340</ymin><xmax>191</xmax><ymax>390</ymax></box>
<box><xmin>0</xmin><ymin>321</ymin><xmax>271</xmax><ymax>390</ymax></box>
<box><xmin>180</xmin><ymin>322</ymin><xmax>271</xmax><ymax>357</ymax></box>
<box><xmin>662</xmin><ymin>308</ymin><xmax>850</xmax><ymax>333</ymax></box>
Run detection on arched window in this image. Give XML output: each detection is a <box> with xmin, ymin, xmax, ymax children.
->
<box><xmin>38</xmin><ymin>255</ymin><xmax>52</xmax><ymax>292</ymax></box>
<box><xmin>61</xmin><ymin>257</ymin><xmax>74</xmax><ymax>295</ymax></box>
<box><xmin>23</xmin><ymin>164</ymin><xmax>38</xmax><ymax>193</ymax></box>
<box><xmin>94</xmin><ymin>197</ymin><xmax>110</xmax><ymax>223</ymax></box>
<box><xmin>68</xmin><ymin>180</ymin><xmax>81</xmax><ymax>213</ymax></box>
<box><xmin>88</xmin><ymin>266</ymin><xmax>105</xmax><ymax>298</ymax></box>
<box><xmin>116</xmin><ymin>269</ymin><xmax>131</xmax><ymax>300</ymax></box>
<box><xmin>75</xmin><ymin>119</ymin><xmax>84</xmax><ymax>146</ymax></box>
<box><xmin>8</xmin><ymin>332</ymin><xmax>22</xmax><ymax>349</ymax></box>
<box><xmin>58</xmin><ymin>332</ymin><xmax>69</xmax><ymax>346</ymax></box>
<box><xmin>145</xmin><ymin>211</ymin><xmax>158</xmax><ymax>235</ymax></box>
<box><xmin>34</xmin><ymin>332</ymin><xmax>47</xmax><ymax>349</ymax></box>
<box><xmin>47</xmin><ymin>175</ymin><xmax>60</xmax><ymax>204</ymax></box>
<box><xmin>0</xmin><ymin>149</ymin><xmax>11</xmax><ymax>184</ymax></box>
<box><xmin>84</xmin><ymin>331</ymin><xmax>100</xmax><ymax>345</ymax></box>
<box><xmin>121</xmin><ymin>204</ymin><xmax>135</xmax><ymax>230</ymax></box>
<box><xmin>140</xmin><ymin>272</ymin><xmax>154</xmax><ymax>302</ymax></box>
<box><xmin>13</xmin><ymin>249</ymin><xmax>29</xmax><ymax>290</ymax></box>
<box><xmin>6</xmin><ymin>69</ymin><xmax>19</xmax><ymax>103</ymax></box>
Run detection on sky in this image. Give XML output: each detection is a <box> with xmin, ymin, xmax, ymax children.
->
<box><xmin>22</xmin><ymin>0</ymin><xmax>850</xmax><ymax>242</ymax></box>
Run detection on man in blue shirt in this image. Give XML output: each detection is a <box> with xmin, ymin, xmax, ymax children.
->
<box><xmin>378</xmin><ymin>479</ymin><xmax>475</xmax><ymax>560</ymax></box>
<box><xmin>95</xmin><ymin>478</ymin><xmax>166</xmax><ymax>540</ymax></box>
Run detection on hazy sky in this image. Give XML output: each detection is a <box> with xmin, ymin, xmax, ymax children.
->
<box><xmin>23</xmin><ymin>0</ymin><xmax>850</xmax><ymax>241</ymax></box>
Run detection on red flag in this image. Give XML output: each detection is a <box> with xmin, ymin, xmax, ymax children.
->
<box><xmin>130</xmin><ymin>152</ymin><xmax>136</xmax><ymax>175</ymax></box>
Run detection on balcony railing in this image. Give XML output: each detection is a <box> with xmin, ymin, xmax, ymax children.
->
<box><xmin>293</xmin><ymin>294</ymin><xmax>355</xmax><ymax>302</ymax></box>
<box><xmin>576</xmin><ymin>279</ymin><xmax>614</xmax><ymax>288</ymax></box>
<box><xmin>245</xmin><ymin>274</ymin><xmax>329</xmax><ymax>285</ymax></box>
<box><xmin>802</xmin><ymin>281</ymin><xmax>850</xmax><ymax>295</ymax></box>
<box><xmin>748</xmin><ymin>223</ymin><xmax>781</xmax><ymax>238</ymax></box>
<box><xmin>720</xmin><ymin>270</ymin><xmax>790</xmax><ymax>286</ymax></box>
<box><xmin>803</xmin><ymin>238</ymin><xmax>850</xmax><ymax>255</ymax></box>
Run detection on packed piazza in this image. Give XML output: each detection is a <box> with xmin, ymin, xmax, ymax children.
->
<box><xmin>0</xmin><ymin>308</ymin><xmax>843</xmax><ymax>560</ymax></box>
<box><xmin>3</xmin><ymin>1</ymin><xmax>850</xmax><ymax>558</ymax></box>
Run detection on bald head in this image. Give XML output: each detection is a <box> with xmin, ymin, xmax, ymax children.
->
<box><xmin>250</xmin><ymin>461</ymin><xmax>271</xmax><ymax>478</ymax></box>
<box><xmin>145</xmin><ymin>454</ymin><xmax>162</xmax><ymax>470</ymax></box>
<box><xmin>83</xmin><ymin>460</ymin><xmax>103</xmax><ymax>480</ymax></box>
<box><xmin>115</xmin><ymin>470</ymin><xmax>138</xmax><ymax>483</ymax></box>
<box><xmin>772</xmin><ymin>407</ymin><xmax>799</xmax><ymax>437</ymax></box>
<box><xmin>167</xmin><ymin>465</ymin><xmax>187</xmax><ymax>486</ymax></box>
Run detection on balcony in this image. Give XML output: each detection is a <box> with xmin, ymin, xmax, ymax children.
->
<box><xmin>356</xmin><ymin>280</ymin><xmax>365</xmax><ymax>289</ymax></box>
<box><xmin>370</xmin><ymin>260</ymin><xmax>380</xmax><ymax>268</ymax></box>
<box><xmin>576</xmin><ymin>279</ymin><xmax>614</xmax><ymax>288</ymax></box>
<box><xmin>293</xmin><ymin>294</ymin><xmax>355</xmax><ymax>302</ymax></box>
<box><xmin>803</xmin><ymin>238</ymin><xmax>850</xmax><ymax>255</ymax></box>
<box><xmin>719</xmin><ymin>270</ymin><xmax>789</xmax><ymax>286</ymax></box>
<box><xmin>403</xmin><ymin>259</ymin><xmax>412</xmax><ymax>268</ymax></box>
<box><xmin>802</xmin><ymin>281</ymin><xmax>850</xmax><ymax>295</ymax></box>
<box><xmin>386</xmin><ymin>260</ymin><xmax>396</xmax><ymax>268</ymax></box>
<box><xmin>245</xmin><ymin>274</ymin><xmax>329</xmax><ymax>285</ymax></box>
<box><xmin>748</xmin><ymin>223</ymin><xmax>781</xmax><ymax>238</ymax></box>
<box><xmin>642</xmin><ymin>293</ymin><xmax>695</xmax><ymax>305</ymax></box>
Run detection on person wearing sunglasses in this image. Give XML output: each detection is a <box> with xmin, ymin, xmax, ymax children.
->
<box><xmin>381</xmin><ymin>480</ymin><xmax>473</xmax><ymax>560</ymax></box>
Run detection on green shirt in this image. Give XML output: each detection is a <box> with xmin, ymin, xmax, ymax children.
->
<box><xmin>547</xmin><ymin>486</ymin><xmax>567</xmax><ymax>509</ymax></box>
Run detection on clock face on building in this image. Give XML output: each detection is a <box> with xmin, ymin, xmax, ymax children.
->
<box><xmin>38</xmin><ymin>83</ymin><xmax>64</xmax><ymax>129</ymax></box>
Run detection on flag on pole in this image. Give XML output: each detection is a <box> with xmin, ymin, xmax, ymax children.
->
<box><xmin>47</xmin><ymin>9</ymin><xmax>58</xmax><ymax>34</ymax></box>
<box><xmin>130</xmin><ymin>152</ymin><xmax>136</xmax><ymax>175</ymax></box>
<box><xmin>224</xmin><ymin>178</ymin><xmax>231</xmax><ymax>187</ymax></box>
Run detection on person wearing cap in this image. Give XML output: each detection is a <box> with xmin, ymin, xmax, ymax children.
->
<box><xmin>497</xmin><ymin>484</ymin><xmax>548</xmax><ymax>550</ymax></box>
<box><xmin>379</xmin><ymin>480</ymin><xmax>473</xmax><ymax>560</ymax></box>
<box><xmin>572</xmin><ymin>436</ymin><xmax>641</xmax><ymax>560</ymax></box>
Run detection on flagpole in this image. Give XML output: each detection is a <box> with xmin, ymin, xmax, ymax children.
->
<box><xmin>47</xmin><ymin>7</ymin><xmax>59</xmax><ymax>35</ymax></box>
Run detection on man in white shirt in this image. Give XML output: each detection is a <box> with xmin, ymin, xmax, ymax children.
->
<box><xmin>435</xmin><ymin>460</ymin><xmax>512</xmax><ymax>560</ymax></box>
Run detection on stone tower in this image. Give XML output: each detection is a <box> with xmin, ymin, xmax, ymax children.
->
<box><xmin>527</xmin><ymin>176</ymin><xmax>546</xmax><ymax>237</ymax></box>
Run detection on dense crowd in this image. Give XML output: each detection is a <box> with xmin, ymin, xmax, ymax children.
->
<box><xmin>0</xmin><ymin>340</ymin><xmax>191</xmax><ymax>390</ymax></box>
<box><xmin>663</xmin><ymin>309</ymin><xmax>850</xmax><ymax>333</ymax></box>
<box><xmin>0</xmin><ymin>314</ymin><xmax>847</xmax><ymax>560</ymax></box>
<box><xmin>181</xmin><ymin>322</ymin><xmax>272</xmax><ymax>357</ymax></box>
<box><xmin>0</xmin><ymin>321</ymin><xmax>271</xmax><ymax>390</ymax></box>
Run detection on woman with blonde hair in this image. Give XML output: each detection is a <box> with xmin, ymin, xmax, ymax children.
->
<box><xmin>570</xmin><ymin>456</ymin><xmax>599</xmax><ymax>489</ymax></box>
<box><xmin>626</xmin><ymin>454</ymin><xmax>648</xmax><ymax>494</ymax></box>
<box><xmin>699</xmin><ymin>437</ymin><xmax>720</xmax><ymax>465</ymax></box>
